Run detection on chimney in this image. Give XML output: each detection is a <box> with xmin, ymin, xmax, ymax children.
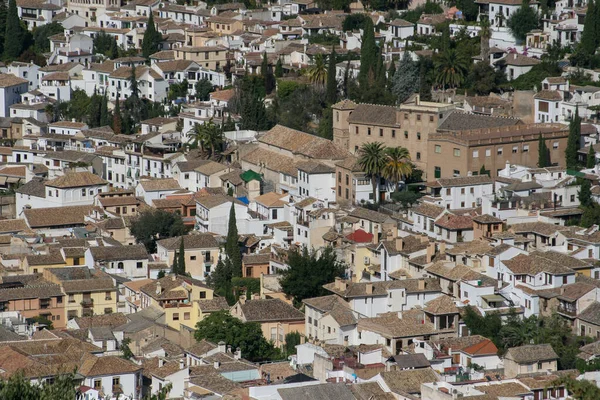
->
<box><xmin>234</xmin><ymin>347</ymin><xmax>241</xmax><ymax>360</ymax></box>
<box><xmin>238</xmin><ymin>294</ymin><xmax>246</xmax><ymax>304</ymax></box>
<box><xmin>156</xmin><ymin>282</ymin><xmax>161</xmax><ymax>295</ymax></box>
<box><xmin>439</xmin><ymin>242</ymin><xmax>446</xmax><ymax>254</ymax></box>
<box><xmin>71</xmin><ymin>118</ymin><xmax>76</xmax><ymax>123</ymax></box>
<box><xmin>213</xmin><ymin>361</ymin><xmax>220</xmax><ymax>369</ymax></box>
<box><xmin>366</xmin><ymin>283</ymin><xmax>373</xmax><ymax>295</ymax></box>
<box><xmin>179</xmin><ymin>359</ymin><xmax>185</xmax><ymax>369</ymax></box>
<box><xmin>252</xmin><ymin>293</ymin><xmax>260</xmax><ymax>300</ymax></box>
<box><xmin>395</xmin><ymin>237</ymin><xmax>404</xmax><ymax>251</ymax></box>
<box><xmin>171</xmin><ymin>274</ymin><xmax>177</xmax><ymax>281</ymax></box>
<box><xmin>227</xmin><ymin>345</ymin><xmax>232</xmax><ymax>354</ymax></box>
<box><xmin>218</xmin><ymin>341</ymin><xmax>226</xmax><ymax>353</ymax></box>
<box><xmin>418</xmin><ymin>279</ymin><xmax>425</xmax><ymax>291</ymax></box>
<box><xmin>426</xmin><ymin>242</ymin><xmax>436</xmax><ymax>263</ymax></box>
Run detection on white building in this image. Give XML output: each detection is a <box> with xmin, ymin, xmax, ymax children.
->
<box><xmin>424</xmin><ymin>175</ymin><xmax>494</xmax><ymax>210</ymax></box>
<box><xmin>195</xmin><ymin>195</ymin><xmax>249</xmax><ymax>235</ymax></box>
<box><xmin>0</xmin><ymin>74</ymin><xmax>29</xmax><ymax>117</ymax></box>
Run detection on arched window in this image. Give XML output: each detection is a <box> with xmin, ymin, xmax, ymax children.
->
<box><xmin>118</xmin><ymin>262</ymin><xmax>124</xmax><ymax>269</ymax></box>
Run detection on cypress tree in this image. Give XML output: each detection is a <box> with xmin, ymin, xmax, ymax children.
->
<box><xmin>0</xmin><ymin>1</ymin><xmax>8</xmax><ymax>56</ymax></box>
<box><xmin>225</xmin><ymin>202</ymin><xmax>242</xmax><ymax>277</ymax></box>
<box><xmin>358</xmin><ymin>17</ymin><xmax>377</xmax><ymax>88</ymax></box>
<box><xmin>178</xmin><ymin>237</ymin><xmax>186</xmax><ymax>275</ymax></box>
<box><xmin>387</xmin><ymin>57</ymin><xmax>396</xmax><ymax>90</ymax></box>
<box><xmin>326</xmin><ymin>47</ymin><xmax>337</xmax><ymax>105</ymax></box>
<box><xmin>100</xmin><ymin>94</ymin><xmax>109</xmax><ymax>126</ymax></box>
<box><xmin>580</xmin><ymin>179</ymin><xmax>593</xmax><ymax>207</ymax></box>
<box><xmin>588</xmin><ymin>145</ymin><xmax>596</xmax><ymax>169</ymax></box>
<box><xmin>141</xmin><ymin>12</ymin><xmax>162</xmax><ymax>59</ymax></box>
<box><xmin>88</xmin><ymin>89</ymin><xmax>101</xmax><ymax>128</ymax></box>
<box><xmin>261</xmin><ymin>52</ymin><xmax>274</xmax><ymax>94</ymax></box>
<box><xmin>113</xmin><ymin>93</ymin><xmax>122</xmax><ymax>134</ymax></box>
<box><xmin>479</xmin><ymin>164</ymin><xmax>488</xmax><ymax>176</ymax></box>
<box><xmin>566</xmin><ymin>106</ymin><xmax>581</xmax><ymax>169</ymax></box>
<box><xmin>580</xmin><ymin>0</ymin><xmax>597</xmax><ymax>56</ymax></box>
<box><xmin>171</xmin><ymin>251</ymin><xmax>179</xmax><ymax>274</ymax></box>
<box><xmin>275</xmin><ymin>58</ymin><xmax>283</xmax><ymax>78</ymax></box>
<box><xmin>3</xmin><ymin>0</ymin><xmax>23</xmax><ymax>60</ymax></box>
<box><xmin>538</xmin><ymin>133</ymin><xmax>549</xmax><ymax>167</ymax></box>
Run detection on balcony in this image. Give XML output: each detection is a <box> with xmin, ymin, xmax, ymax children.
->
<box><xmin>204</xmin><ymin>256</ymin><xmax>214</xmax><ymax>265</ymax></box>
<box><xmin>81</xmin><ymin>298</ymin><xmax>94</xmax><ymax>308</ymax></box>
<box><xmin>557</xmin><ymin>305</ymin><xmax>577</xmax><ymax>317</ymax></box>
<box><xmin>297</xmin><ymin>219</ymin><xmax>309</xmax><ymax>227</ymax></box>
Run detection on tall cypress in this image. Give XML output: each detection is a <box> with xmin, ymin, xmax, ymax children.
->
<box><xmin>538</xmin><ymin>133</ymin><xmax>549</xmax><ymax>167</ymax></box>
<box><xmin>325</xmin><ymin>47</ymin><xmax>337</xmax><ymax>105</ymax></box>
<box><xmin>261</xmin><ymin>52</ymin><xmax>274</xmax><ymax>94</ymax></box>
<box><xmin>3</xmin><ymin>0</ymin><xmax>23</xmax><ymax>60</ymax></box>
<box><xmin>178</xmin><ymin>237</ymin><xmax>186</xmax><ymax>275</ymax></box>
<box><xmin>225</xmin><ymin>202</ymin><xmax>242</xmax><ymax>277</ymax></box>
<box><xmin>88</xmin><ymin>89</ymin><xmax>101</xmax><ymax>128</ymax></box>
<box><xmin>100</xmin><ymin>94</ymin><xmax>109</xmax><ymax>127</ymax></box>
<box><xmin>387</xmin><ymin>57</ymin><xmax>396</xmax><ymax>90</ymax></box>
<box><xmin>580</xmin><ymin>0</ymin><xmax>597</xmax><ymax>56</ymax></box>
<box><xmin>141</xmin><ymin>12</ymin><xmax>162</xmax><ymax>59</ymax></box>
<box><xmin>171</xmin><ymin>251</ymin><xmax>179</xmax><ymax>274</ymax></box>
<box><xmin>588</xmin><ymin>145</ymin><xmax>596</xmax><ymax>169</ymax></box>
<box><xmin>358</xmin><ymin>17</ymin><xmax>377</xmax><ymax>88</ymax></box>
<box><xmin>566</xmin><ymin>106</ymin><xmax>581</xmax><ymax>169</ymax></box>
<box><xmin>275</xmin><ymin>58</ymin><xmax>283</xmax><ymax>78</ymax></box>
<box><xmin>0</xmin><ymin>1</ymin><xmax>8</xmax><ymax>56</ymax></box>
<box><xmin>113</xmin><ymin>94</ymin><xmax>122</xmax><ymax>134</ymax></box>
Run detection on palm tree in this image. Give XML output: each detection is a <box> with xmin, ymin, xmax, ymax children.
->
<box><xmin>307</xmin><ymin>53</ymin><xmax>328</xmax><ymax>86</ymax></box>
<box><xmin>383</xmin><ymin>147</ymin><xmax>413</xmax><ymax>191</ymax></box>
<box><xmin>190</xmin><ymin>119</ymin><xmax>223</xmax><ymax>157</ymax></box>
<box><xmin>358</xmin><ymin>142</ymin><xmax>387</xmax><ymax>204</ymax></box>
<box><xmin>434</xmin><ymin>48</ymin><xmax>470</xmax><ymax>89</ymax></box>
<box><xmin>480</xmin><ymin>17</ymin><xmax>491</xmax><ymax>62</ymax></box>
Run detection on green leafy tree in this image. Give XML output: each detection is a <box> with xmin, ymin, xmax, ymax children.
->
<box><xmin>32</xmin><ymin>22</ymin><xmax>63</xmax><ymax>53</ymax></box>
<box><xmin>553</xmin><ymin>376</ymin><xmax>600</xmax><ymax>400</ymax></box>
<box><xmin>130</xmin><ymin>209</ymin><xmax>188</xmax><ymax>253</ymax></box>
<box><xmin>566</xmin><ymin>107</ymin><xmax>582</xmax><ymax>169</ymax></box>
<box><xmin>194</xmin><ymin>311</ymin><xmax>281</xmax><ymax>361</ymax></box>
<box><xmin>383</xmin><ymin>146</ymin><xmax>412</xmax><ymax>191</ymax></box>
<box><xmin>434</xmin><ymin>48</ymin><xmax>470</xmax><ymax>89</ymax></box>
<box><xmin>0</xmin><ymin>372</ymin><xmax>78</xmax><ymax>400</ymax></box>
<box><xmin>168</xmin><ymin>79</ymin><xmax>189</xmax><ymax>100</ymax></box>
<box><xmin>238</xmin><ymin>76</ymin><xmax>271</xmax><ymax>130</ymax></box>
<box><xmin>588</xmin><ymin>145</ymin><xmax>596</xmax><ymax>168</ymax></box>
<box><xmin>479</xmin><ymin>164</ymin><xmax>490</xmax><ymax>176</ymax></box>
<box><xmin>195</xmin><ymin>78</ymin><xmax>214</xmax><ymax>101</ymax></box>
<box><xmin>579</xmin><ymin>179</ymin><xmax>593</xmax><ymax>208</ymax></box>
<box><xmin>342</xmin><ymin>13</ymin><xmax>369</xmax><ymax>31</ymax></box>
<box><xmin>403</xmin><ymin>1</ymin><xmax>443</xmax><ymax>23</ymax></box>
<box><xmin>325</xmin><ymin>47</ymin><xmax>337</xmax><ymax>104</ymax></box>
<box><xmin>226</xmin><ymin>202</ymin><xmax>242</xmax><ymax>277</ymax></box>
<box><xmin>3</xmin><ymin>0</ymin><xmax>25</xmax><ymax>60</ymax></box>
<box><xmin>206</xmin><ymin>256</ymin><xmax>234</xmax><ymax>303</ymax></box>
<box><xmin>467</xmin><ymin>62</ymin><xmax>506</xmax><ymax>95</ymax></box>
<box><xmin>178</xmin><ymin>237</ymin><xmax>186</xmax><ymax>275</ymax></box>
<box><xmin>121</xmin><ymin>337</ymin><xmax>134</xmax><ymax>360</ymax></box>
<box><xmin>142</xmin><ymin>12</ymin><xmax>162</xmax><ymax>59</ymax></box>
<box><xmin>275</xmin><ymin>58</ymin><xmax>283</xmax><ymax>78</ymax></box>
<box><xmin>391</xmin><ymin>51</ymin><xmax>419</xmax><ymax>103</ymax></box>
<box><xmin>507</xmin><ymin>0</ymin><xmax>540</xmax><ymax>43</ymax></box>
<box><xmin>581</xmin><ymin>203</ymin><xmax>600</xmax><ymax>227</ymax></box>
<box><xmin>318</xmin><ymin>106</ymin><xmax>333</xmax><ymax>139</ymax></box>
<box><xmin>157</xmin><ymin>269</ymin><xmax>166</xmax><ymax>279</ymax></box>
<box><xmin>538</xmin><ymin>133</ymin><xmax>550</xmax><ymax>167</ymax></box>
<box><xmin>100</xmin><ymin>94</ymin><xmax>110</xmax><ymax>126</ymax></box>
<box><xmin>87</xmin><ymin>89</ymin><xmax>102</xmax><ymax>128</ymax></box>
<box><xmin>284</xmin><ymin>331</ymin><xmax>301</xmax><ymax>356</ymax></box>
<box><xmin>456</xmin><ymin>0</ymin><xmax>479</xmax><ymax>21</ymax></box>
<box><xmin>280</xmin><ymin>247</ymin><xmax>345</xmax><ymax>306</ymax></box>
<box><xmin>391</xmin><ymin>190</ymin><xmax>421</xmax><ymax>208</ymax></box>
<box><xmin>358</xmin><ymin>142</ymin><xmax>387</xmax><ymax>204</ymax></box>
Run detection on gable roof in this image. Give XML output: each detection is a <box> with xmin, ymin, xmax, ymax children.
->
<box><xmin>156</xmin><ymin>234</ymin><xmax>219</xmax><ymax>250</ymax></box>
<box><xmin>438</xmin><ymin>111</ymin><xmax>521</xmax><ymax>131</ymax></box>
<box><xmin>506</xmin><ymin>344</ymin><xmax>558</xmax><ymax>363</ymax></box>
<box><xmin>24</xmin><ymin>205</ymin><xmax>94</xmax><ymax>228</ymax></box>
<box><xmin>89</xmin><ymin>244</ymin><xmax>148</xmax><ymax>262</ymax></box>
<box><xmin>347</xmin><ymin>104</ymin><xmax>398</xmax><ymax>127</ymax></box>
<box><xmin>237</xmin><ymin>298</ymin><xmax>304</xmax><ymax>322</ymax></box>
<box><xmin>259</xmin><ymin>125</ymin><xmax>350</xmax><ymax>160</ymax></box>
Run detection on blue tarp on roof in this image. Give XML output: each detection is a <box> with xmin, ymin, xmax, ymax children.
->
<box><xmin>237</xmin><ymin>196</ymin><xmax>249</xmax><ymax>204</ymax></box>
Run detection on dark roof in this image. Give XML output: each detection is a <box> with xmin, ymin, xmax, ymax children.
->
<box><xmin>389</xmin><ymin>353</ymin><xmax>430</xmax><ymax>369</ymax></box>
<box><xmin>347</xmin><ymin>104</ymin><xmax>398</xmax><ymax>127</ymax></box>
<box><xmin>578</xmin><ymin>302</ymin><xmax>600</xmax><ymax>326</ymax></box>
<box><xmin>506</xmin><ymin>344</ymin><xmax>558</xmax><ymax>363</ymax></box>
<box><xmin>24</xmin><ymin>205</ymin><xmax>94</xmax><ymax>228</ymax></box>
<box><xmin>438</xmin><ymin>111</ymin><xmax>521</xmax><ymax>131</ymax></box>
<box><xmin>278</xmin><ymin>383</ymin><xmax>356</xmax><ymax>400</ymax></box>
<box><xmin>89</xmin><ymin>244</ymin><xmax>148</xmax><ymax>262</ymax></box>
<box><xmin>156</xmin><ymin>234</ymin><xmax>219</xmax><ymax>250</ymax></box>
<box><xmin>238</xmin><ymin>298</ymin><xmax>304</xmax><ymax>322</ymax></box>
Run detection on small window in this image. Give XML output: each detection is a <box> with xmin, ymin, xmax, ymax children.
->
<box><xmin>417</xmin><ymin>132</ymin><xmax>421</xmax><ymax>140</ymax></box>
<box><xmin>392</xmin><ymin>130</ymin><xmax>396</xmax><ymax>138</ymax></box>
<box><xmin>473</xmin><ymin>150</ymin><xmax>479</xmax><ymax>158</ymax></box>
<box><xmin>404</xmin><ymin>131</ymin><xmax>408</xmax><ymax>139</ymax></box>
<box><xmin>512</xmin><ymin>146</ymin><xmax>518</xmax><ymax>153</ymax></box>
<box><xmin>435</xmin><ymin>145</ymin><xmax>441</xmax><ymax>153</ymax></box>
<box><xmin>173</xmin><ymin>313</ymin><xmax>180</xmax><ymax>321</ymax></box>
<box><xmin>497</xmin><ymin>148</ymin><xmax>503</xmax><ymax>155</ymax></box>
<box><xmin>429</xmin><ymin>115</ymin><xmax>434</xmax><ymax>122</ymax></box>
<box><xmin>367</xmin><ymin>128</ymin><xmax>371</xmax><ymax>136</ymax></box>
<box><xmin>486</xmin><ymin>149</ymin><xmax>491</xmax><ymax>157</ymax></box>
<box><xmin>417</xmin><ymin>114</ymin><xmax>421</xmax><ymax>121</ymax></box>
<box><xmin>136</xmin><ymin>262</ymin><xmax>143</xmax><ymax>269</ymax></box>
<box><xmin>523</xmin><ymin>145</ymin><xmax>529</xmax><ymax>153</ymax></box>
<box><xmin>379</xmin><ymin>128</ymin><xmax>383</xmax><ymax>137</ymax></box>
<box><xmin>416</xmin><ymin>152</ymin><xmax>421</xmax><ymax>160</ymax></box>
<box><xmin>453</xmin><ymin>148</ymin><xmax>460</xmax><ymax>157</ymax></box>
<box><xmin>553</xmin><ymin>142</ymin><xmax>559</xmax><ymax>149</ymax></box>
